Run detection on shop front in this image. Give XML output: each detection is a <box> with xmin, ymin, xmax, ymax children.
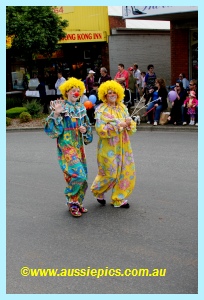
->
<box><xmin>6</xmin><ymin>6</ymin><xmax>110</xmax><ymax>91</ymax></box>
<box><xmin>55</xmin><ymin>6</ymin><xmax>110</xmax><ymax>77</ymax></box>
<box><xmin>56</xmin><ymin>30</ymin><xmax>108</xmax><ymax>81</ymax></box>
<box><xmin>35</xmin><ymin>6</ymin><xmax>110</xmax><ymax>82</ymax></box>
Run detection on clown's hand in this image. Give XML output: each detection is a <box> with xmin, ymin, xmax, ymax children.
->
<box><xmin>79</xmin><ymin>125</ymin><xmax>87</xmax><ymax>133</ymax></box>
<box><xmin>125</xmin><ymin>117</ymin><xmax>132</xmax><ymax>126</ymax></box>
<box><xmin>119</xmin><ymin>121</ymin><xmax>128</xmax><ymax>128</ymax></box>
<box><xmin>50</xmin><ymin>100</ymin><xmax>65</xmax><ymax>117</ymax></box>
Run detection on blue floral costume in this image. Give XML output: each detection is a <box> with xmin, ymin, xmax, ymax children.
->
<box><xmin>44</xmin><ymin>101</ymin><xmax>93</xmax><ymax>208</ymax></box>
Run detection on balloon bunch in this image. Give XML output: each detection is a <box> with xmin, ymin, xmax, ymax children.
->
<box><xmin>84</xmin><ymin>95</ymin><xmax>97</xmax><ymax>109</ymax></box>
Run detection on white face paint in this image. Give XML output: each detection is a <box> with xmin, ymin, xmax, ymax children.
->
<box><xmin>106</xmin><ymin>90</ymin><xmax>117</xmax><ymax>105</ymax></box>
<box><xmin>67</xmin><ymin>88</ymin><xmax>80</xmax><ymax>103</ymax></box>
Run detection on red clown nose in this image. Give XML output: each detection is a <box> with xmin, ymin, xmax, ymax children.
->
<box><xmin>74</xmin><ymin>92</ymin><xmax>80</xmax><ymax>97</ymax></box>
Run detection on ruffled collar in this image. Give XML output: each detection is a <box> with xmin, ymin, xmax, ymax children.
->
<box><xmin>96</xmin><ymin>102</ymin><xmax>125</xmax><ymax>113</ymax></box>
<box><xmin>95</xmin><ymin>102</ymin><xmax>129</xmax><ymax>122</ymax></box>
<box><xmin>63</xmin><ymin>101</ymin><xmax>86</xmax><ymax>118</ymax></box>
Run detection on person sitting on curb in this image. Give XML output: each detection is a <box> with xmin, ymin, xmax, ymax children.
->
<box><xmin>168</xmin><ymin>81</ymin><xmax>187</xmax><ymax>125</ymax></box>
<box><xmin>146</xmin><ymin>78</ymin><xmax>168</xmax><ymax>126</ymax></box>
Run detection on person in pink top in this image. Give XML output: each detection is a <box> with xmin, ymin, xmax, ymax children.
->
<box><xmin>183</xmin><ymin>91</ymin><xmax>198</xmax><ymax>125</ymax></box>
<box><xmin>114</xmin><ymin>63</ymin><xmax>129</xmax><ymax>88</ymax></box>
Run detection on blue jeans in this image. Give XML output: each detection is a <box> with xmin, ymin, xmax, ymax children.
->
<box><xmin>146</xmin><ymin>102</ymin><xmax>163</xmax><ymax>122</ymax></box>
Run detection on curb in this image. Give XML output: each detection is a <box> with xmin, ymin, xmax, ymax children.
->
<box><xmin>136</xmin><ymin>125</ymin><xmax>198</xmax><ymax>132</ymax></box>
<box><xmin>6</xmin><ymin>127</ymin><xmax>44</xmax><ymax>132</ymax></box>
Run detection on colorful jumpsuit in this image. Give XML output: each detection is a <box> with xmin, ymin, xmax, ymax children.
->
<box><xmin>44</xmin><ymin>101</ymin><xmax>93</xmax><ymax>208</ymax></box>
<box><xmin>91</xmin><ymin>103</ymin><xmax>136</xmax><ymax>207</ymax></box>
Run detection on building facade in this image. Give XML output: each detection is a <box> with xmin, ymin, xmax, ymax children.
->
<box><xmin>8</xmin><ymin>6</ymin><xmax>188</xmax><ymax>91</ymax></box>
<box><xmin>108</xmin><ymin>28</ymin><xmax>171</xmax><ymax>85</ymax></box>
<box><xmin>171</xmin><ymin>19</ymin><xmax>198</xmax><ymax>83</ymax></box>
<box><xmin>121</xmin><ymin>6</ymin><xmax>198</xmax><ymax>84</ymax></box>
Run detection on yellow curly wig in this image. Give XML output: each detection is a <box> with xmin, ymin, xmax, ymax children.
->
<box><xmin>59</xmin><ymin>77</ymin><xmax>85</xmax><ymax>99</ymax></box>
<box><xmin>98</xmin><ymin>80</ymin><xmax>125</xmax><ymax>103</ymax></box>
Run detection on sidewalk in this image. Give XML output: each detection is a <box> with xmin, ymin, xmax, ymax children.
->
<box><xmin>6</xmin><ymin>100</ymin><xmax>198</xmax><ymax>132</ymax></box>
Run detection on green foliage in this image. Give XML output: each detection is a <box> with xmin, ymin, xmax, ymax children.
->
<box><xmin>6</xmin><ymin>117</ymin><xmax>12</xmax><ymax>126</ymax></box>
<box><xmin>6</xmin><ymin>97</ymin><xmax>23</xmax><ymax>110</ymax></box>
<box><xmin>6</xmin><ymin>107</ymin><xmax>28</xmax><ymax>118</ymax></box>
<box><xmin>6</xmin><ymin>6</ymin><xmax>68</xmax><ymax>59</ymax></box>
<box><xmin>23</xmin><ymin>99</ymin><xmax>43</xmax><ymax>117</ymax></box>
<box><xmin>19</xmin><ymin>112</ymin><xmax>32</xmax><ymax>123</ymax></box>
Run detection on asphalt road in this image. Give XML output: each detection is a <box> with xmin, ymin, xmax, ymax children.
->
<box><xmin>6</xmin><ymin>130</ymin><xmax>198</xmax><ymax>294</ymax></box>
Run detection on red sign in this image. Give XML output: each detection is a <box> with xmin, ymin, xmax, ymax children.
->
<box><xmin>59</xmin><ymin>31</ymin><xmax>104</xmax><ymax>43</ymax></box>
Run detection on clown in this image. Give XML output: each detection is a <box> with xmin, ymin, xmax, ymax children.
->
<box><xmin>91</xmin><ymin>80</ymin><xmax>137</xmax><ymax>208</ymax></box>
<box><xmin>44</xmin><ymin>77</ymin><xmax>93</xmax><ymax>217</ymax></box>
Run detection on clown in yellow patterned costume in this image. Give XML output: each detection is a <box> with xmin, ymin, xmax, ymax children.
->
<box><xmin>44</xmin><ymin>77</ymin><xmax>93</xmax><ymax>217</ymax></box>
<box><xmin>91</xmin><ymin>80</ymin><xmax>136</xmax><ymax>208</ymax></box>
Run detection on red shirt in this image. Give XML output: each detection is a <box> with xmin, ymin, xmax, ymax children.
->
<box><xmin>114</xmin><ymin>70</ymin><xmax>129</xmax><ymax>88</ymax></box>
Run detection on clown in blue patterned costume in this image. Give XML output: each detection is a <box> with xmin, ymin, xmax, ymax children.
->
<box><xmin>44</xmin><ymin>77</ymin><xmax>93</xmax><ymax>217</ymax></box>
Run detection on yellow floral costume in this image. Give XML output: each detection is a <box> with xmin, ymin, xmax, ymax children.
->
<box><xmin>91</xmin><ymin>83</ymin><xmax>137</xmax><ymax>207</ymax></box>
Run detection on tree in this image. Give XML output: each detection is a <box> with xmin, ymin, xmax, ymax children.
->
<box><xmin>6</xmin><ymin>6</ymin><xmax>68</xmax><ymax>70</ymax></box>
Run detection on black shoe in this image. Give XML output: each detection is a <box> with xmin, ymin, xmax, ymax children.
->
<box><xmin>120</xmin><ymin>203</ymin><xmax>130</xmax><ymax>208</ymax></box>
<box><xmin>97</xmin><ymin>199</ymin><xmax>106</xmax><ymax>206</ymax></box>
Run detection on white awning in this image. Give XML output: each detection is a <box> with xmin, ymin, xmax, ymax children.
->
<box><xmin>108</xmin><ymin>6</ymin><xmax>170</xmax><ymax>29</ymax></box>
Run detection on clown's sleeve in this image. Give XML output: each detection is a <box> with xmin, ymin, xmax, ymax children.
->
<box><xmin>126</xmin><ymin>119</ymin><xmax>137</xmax><ymax>136</ymax></box>
<box><xmin>95</xmin><ymin>112</ymin><xmax>122</xmax><ymax>139</ymax></box>
<box><xmin>44</xmin><ymin>111</ymin><xmax>64</xmax><ymax>139</ymax></box>
<box><xmin>123</xmin><ymin>106</ymin><xmax>137</xmax><ymax>136</ymax></box>
<box><xmin>82</xmin><ymin>114</ymin><xmax>93</xmax><ymax>145</ymax></box>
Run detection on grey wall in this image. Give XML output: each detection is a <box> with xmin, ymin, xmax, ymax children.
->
<box><xmin>109</xmin><ymin>33</ymin><xmax>171</xmax><ymax>86</ymax></box>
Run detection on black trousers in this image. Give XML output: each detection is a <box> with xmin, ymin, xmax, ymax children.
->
<box><xmin>86</xmin><ymin>108</ymin><xmax>95</xmax><ymax>124</ymax></box>
<box><xmin>144</xmin><ymin>87</ymin><xmax>152</xmax><ymax>105</ymax></box>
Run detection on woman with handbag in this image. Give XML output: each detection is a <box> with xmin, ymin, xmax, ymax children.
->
<box><xmin>146</xmin><ymin>78</ymin><xmax>168</xmax><ymax>126</ymax></box>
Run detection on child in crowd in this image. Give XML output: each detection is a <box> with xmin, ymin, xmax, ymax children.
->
<box><xmin>183</xmin><ymin>91</ymin><xmax>198</xmax><ymax>125</ymax></box>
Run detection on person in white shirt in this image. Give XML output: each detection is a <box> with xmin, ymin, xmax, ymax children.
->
<box><xmin>133</xmin><ymin>63</ymin><xmax>141</xmax><ymax>101</ymax></box>
<box><xmin>141</xmin><ymin>71</ymin><xmax>146</xmax><ymax>89</ymax></box>
<box><xmin>55</xmin><ymin>71</ymin><xmax>66</xmax><ymax>97</ymax></box>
